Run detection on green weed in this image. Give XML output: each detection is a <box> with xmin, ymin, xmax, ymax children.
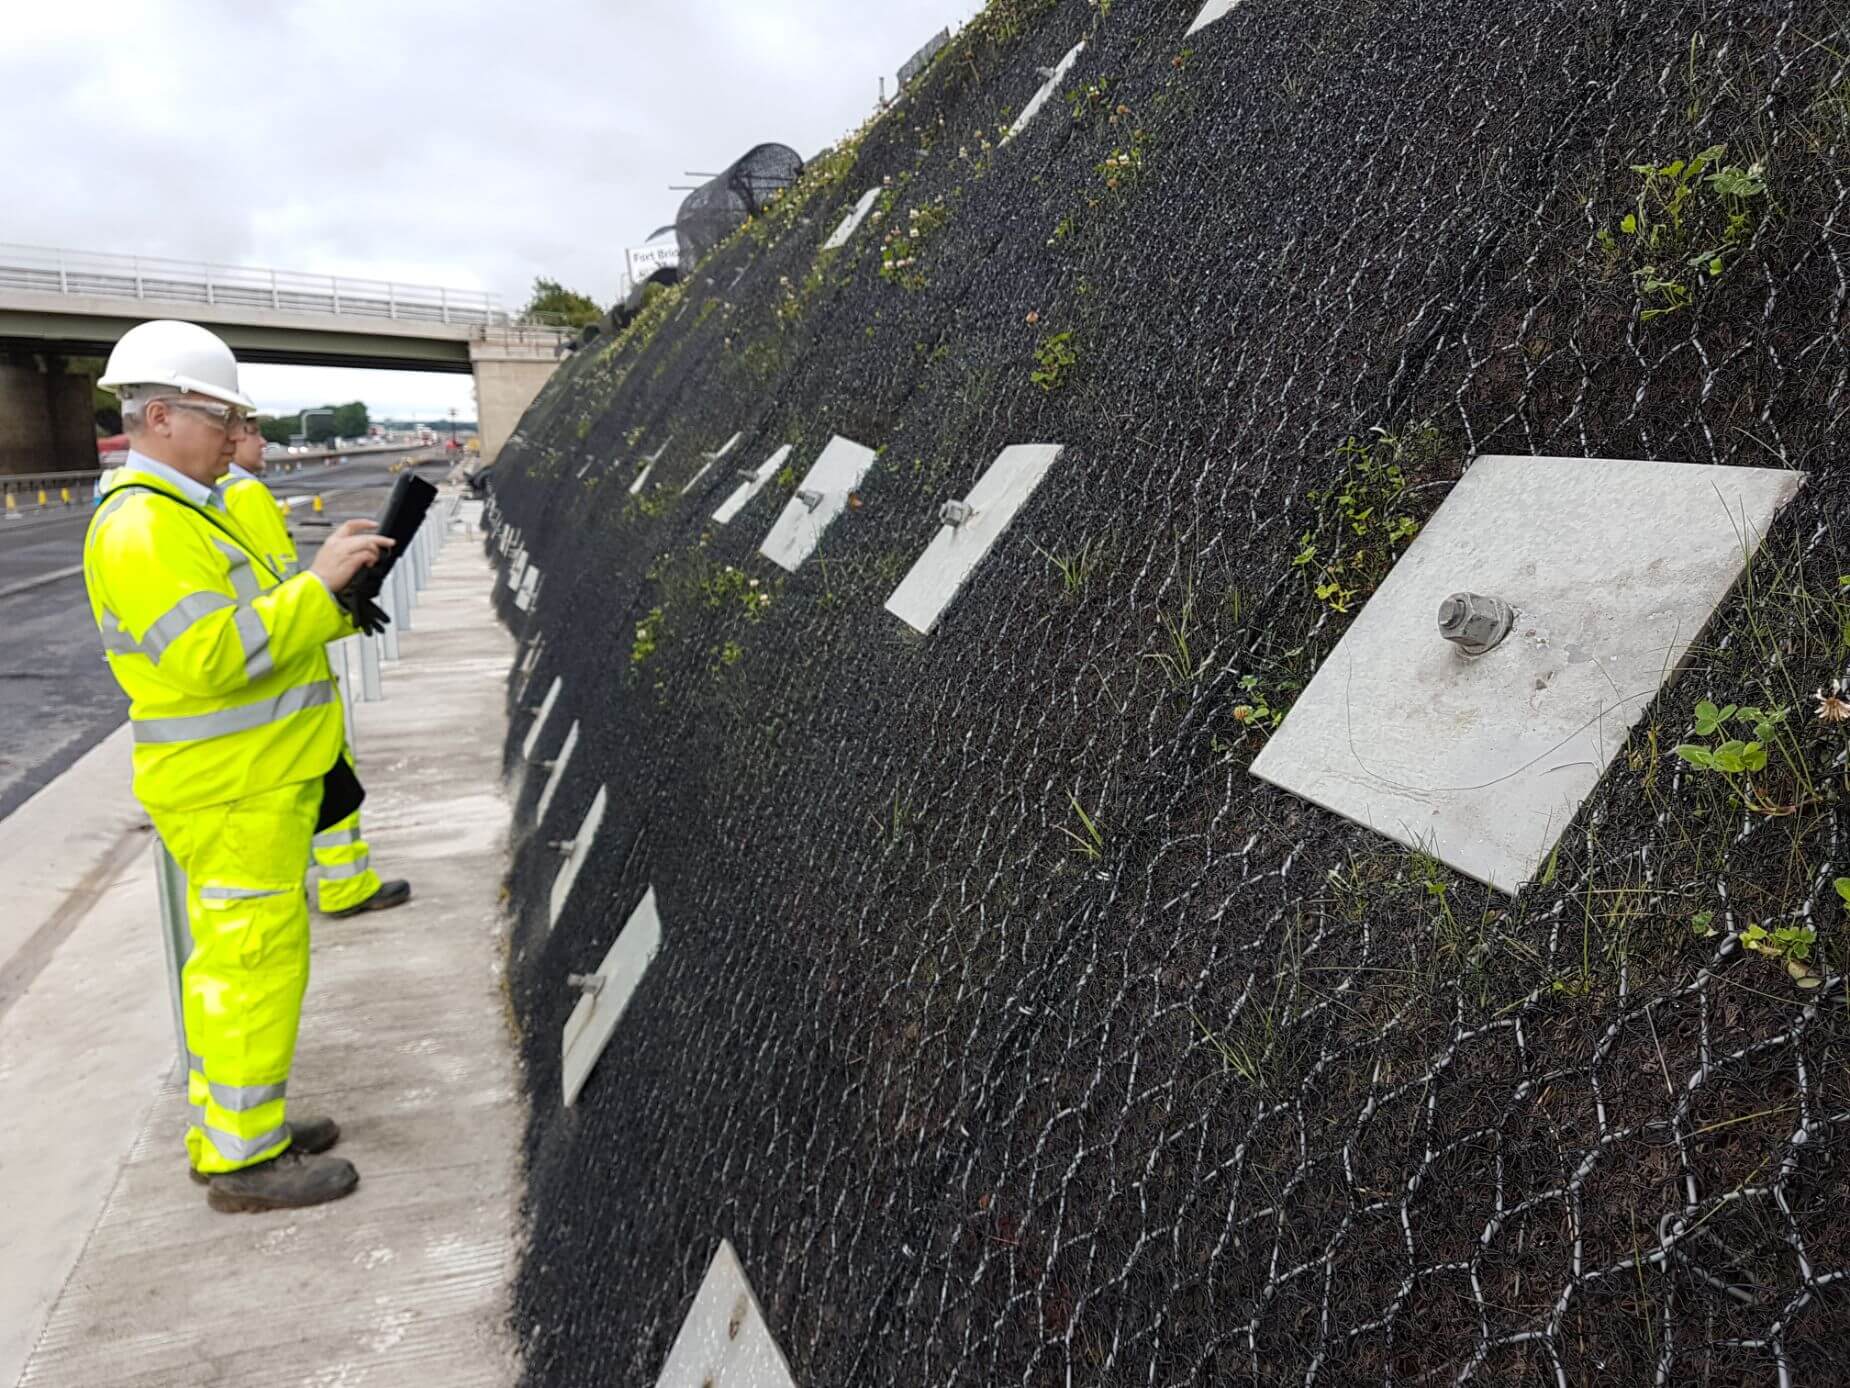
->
<box><xmin>1597</xmin><ymin>143</ymin><xmax>1768</xmax><ymax>320</ymax></box>
<box><xmin>1031</xmin><ymin>330</ymin><xmax>1079</xmax><ymax>391</ymax></box>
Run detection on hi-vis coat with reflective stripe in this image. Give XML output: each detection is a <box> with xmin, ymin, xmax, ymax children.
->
<box><xmin>84</xmin><ymin>468</ymin><xmax>352</xmax><ymax>812</ymax></box>
<box><xmin>221</xmin><ymin>472</ymin><xmax>301</xmax><ymax>581</ymax></box>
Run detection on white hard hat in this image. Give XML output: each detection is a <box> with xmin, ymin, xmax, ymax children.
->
<box><xmin>99</xmin><ymin>319</ymin><xmax>256</xmax><ymax>411</ymax></box>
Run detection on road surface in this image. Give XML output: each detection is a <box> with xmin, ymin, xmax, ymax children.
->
<box><xmin>0</xmin><ymin>450</ymin><xmax>451</xmax><ymax>823</ymax></box>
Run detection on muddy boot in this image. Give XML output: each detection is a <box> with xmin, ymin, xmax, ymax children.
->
<box><xmin>206</xmin><ymin>1148</ymin><xmax>360</xmax><ymax>1214</ymax></box>
<box><xmin>189</xmin><ymin>1116</ymin><xmax>339</xmax><ymax>1185</ymax></box>
<box><xmin>324</xmin><ymin>879</ymin><xmax>412</xmax><ymax>918</ymax></box>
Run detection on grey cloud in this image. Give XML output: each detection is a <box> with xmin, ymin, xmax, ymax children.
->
<box><xmin>2</xmin><ymin>0</ymin><xmax>981</xmax><ymax>311</ymax></box>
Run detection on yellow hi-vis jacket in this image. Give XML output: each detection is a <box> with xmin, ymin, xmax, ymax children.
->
<box><xmin>221</xmin><ymin>467</ymin><xmax>300</xmax><ymax>580</ymax></box>
<box><xmin>84</xmin><ymin>466</ymin><xmax>352</xmax><ymax>813</ymax></box>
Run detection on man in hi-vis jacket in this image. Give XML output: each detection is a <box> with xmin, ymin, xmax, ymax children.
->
<box><xmin>84</xmin><ymin>319</ymin><xmax>392</xmax><ymax>1213</ymax></box>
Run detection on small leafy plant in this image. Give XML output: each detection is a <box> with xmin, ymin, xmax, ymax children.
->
<box><xmin>1095</xmin><ymin>130</ymin><xmax>1148</xmax><ymax>190</ymax></box>
<box><xmin>1597</xmin><ymin>144</ymin><xmax>1768</xmax><ymax>320</ymax></box>
<box><xmin>631</xmin><ymin>606</ymin><xmax>665</xmax><ymax>665</ymax></box>
<box><xmin>880</xmin><ymin>196</ymin><xmax>952</xmax><ymax>290</ymax></box>
<box><xmin>1740</xmin><ymin>922</ymin><xmax>1820</xmax><ymax>988</ymax></box>
<box><xmin>1230</xmin><ymin>674</ymin><xmax>1285</xmax><ymax>734</ymax></box>
<box><xmin>1292</xmin><ymin>423</ymin><xmax>1433</xmax><ymax>613</ymax></box>
<box><xmin>1031</xmin><ymin>330</ymin><xmax>1078</xmax><ymax>391</ymax></box>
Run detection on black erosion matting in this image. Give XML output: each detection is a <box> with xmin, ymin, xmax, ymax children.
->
<box><xmin>487</xmin><ymin>0</ymin><xmax>1850</xmax><ymax>1382</ymax></box>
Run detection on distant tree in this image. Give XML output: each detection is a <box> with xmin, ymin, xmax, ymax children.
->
<box><xmin>258</xmin><ymin>403</ymin><xmax>368</xmax><ymax>445</ymax></box>
<box><xmin>524</xmin><ymin>276</ymin><xmax>603</xmax><ymax>328</ymax></box>
<box><xmin>332</xmin><ymin>401</ymin><xmax>370</xmax><ymax>439</ymax></box>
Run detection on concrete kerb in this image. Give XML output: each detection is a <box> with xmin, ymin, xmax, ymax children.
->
<box><xmin>8</xmin><ymin>500</ymin><xmax>522</xmax><ymax>1388</ymax></box>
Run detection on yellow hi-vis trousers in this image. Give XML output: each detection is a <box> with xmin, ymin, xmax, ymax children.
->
<box><xmin>149</xmin><ymin>778</ymin><xmax>320</xmax><ymax>1175</ymax></box>
<box><xmin>311</xmin><ymin>751</ymin><xmax>380</xmax><ymax>913</ymax></box>
<box><xmin>312</xmin><ymin>807</ymin><xmax>379</xmax><ymax>912</ymax></box>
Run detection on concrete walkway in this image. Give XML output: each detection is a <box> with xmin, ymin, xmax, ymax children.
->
<box><xmin>1</xmin><ymin>511</ymin><xmax>523</xmax><ymax>1388</ymax></box>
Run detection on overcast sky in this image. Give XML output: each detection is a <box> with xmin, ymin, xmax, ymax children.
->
<box><xmin>2</xmin><ymin>0</ymin><xmax>983</xmax><ymax>418</ymax></box>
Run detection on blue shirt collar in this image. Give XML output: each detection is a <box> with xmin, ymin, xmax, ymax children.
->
<box><xmin>224</xmin><ymin>463</ymin><xmax>259</xmax><ymax>484</ymax></box>
<box><xmin>123</xmin><ymin>449</ymin><xmax>226</xmax><ymax>510</ymax></box>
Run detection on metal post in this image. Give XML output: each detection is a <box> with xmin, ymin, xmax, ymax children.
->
<box><xmin>360</xmin><ymin>631</ymin><xmax>384</xmax><ymax>701</ymax></box>
<box><xmin>153</xmin><ymin>836</ymin><xmax>192</xmax><ymax>1081</ymax></box>
<box><xmin>57</xmin><ymin>252</ymin><xmax>68</xmax><ymax>295</ymax></box>
<box><xmin>380</xmin><ymin>580</ymin><xmax>400</xmax><ymax>661</ymax></box>
<box><xmin>205</xmin><ymin>265</ymin><xmax>215</xmax><ymax>305</ymax></box>
<box><xmin>441</xmin><ymin>286</ymin><xmax>450</xmax><ymax>324</ymax></box>
<box><xmin>329</xmin><ymin>637</ymin><xmax>359</xmax><ymax>749</ymax></box>
<box><xmin>392</xmin><ymin>562</ymin><xmax>413</xmax><ymax>632</ymax></box>
<box><xmin>270</xmin><ymin>269</ymin><xmax>279</xmax><ymax>310</ymax></box>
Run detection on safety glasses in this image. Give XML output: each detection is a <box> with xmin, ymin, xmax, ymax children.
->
<box><xmin>157</xmin><ymin>398</ymin><xmax>250</xmax><ymax>434</ymax></box>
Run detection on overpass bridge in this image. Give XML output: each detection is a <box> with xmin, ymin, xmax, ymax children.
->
<box><xmin>0</xmin><ymin>243</ymin><xmax>570</xmax><ymax>472</ymax></box>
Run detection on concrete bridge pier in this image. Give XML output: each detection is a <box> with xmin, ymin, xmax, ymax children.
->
<box><xmin>470</xmin><ymin>340</ymin><xmax>560</xmax><ymax>465</ymax></box>
<box><xmin>0</xmin><ymin>351</ymin><xmax>97</xmax><ymax>476</ymax></box>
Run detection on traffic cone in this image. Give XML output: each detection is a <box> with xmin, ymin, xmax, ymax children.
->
<box><xmin>36</xmin><ymin>488</ymin><xmax>47</xmax><ymax>508</ymax></box>
<box><xmin>60</xmin><ymin>487</ymin><xmax>72</xmax><ymax>506</ymax></box>
<box><xmin>313</xmin><ymin>495</ymin><xmax>324</xmax><ymax>514</ymax></box>
<box><xmin>3</xmin><ymin>491</ymin><xmax>16</xmax><ymax>519</ymax></box>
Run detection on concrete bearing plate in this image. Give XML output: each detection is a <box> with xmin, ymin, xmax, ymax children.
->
<box><xmin>655</xmin><ymin>1239</ymin><xmax>796</xmax><ymax>1388</ymax></box>
<box><xmin>534</xmin><ymin>720</ymin><xmax>579</xmax><ymax>826</ymax></box>
<box><xmin>885</xmin><ymin>443</ymin><xmax>1064</xmax><ymax>634</ymax></box>
<box><xmin>549</xmin><ymin>784</ymin><xmax>608</xmax><ymax>934</ymax></box>
<box><xmin>823</xmin><ymin>187</ymin><xmax>882</xmax><ymax>251</ymax></box>
<box><xmin>1188</xmin><ymin>0</ymin><xmax>1243</xmax><ymax>34</ymax></box>
<box><xmin>1005</xmin><ymin>42</ymin><xmax>1085</xmax><ymax>142</ymax></box>
<box><xmin>759</xmin><ymin>435</ymin><xmax>877</xmax><ymax>573</ymax></box>
<box><xmin>1250</xmin><ymin>455</ymin><xmax>1803</xmax><ymax>894</ymax></box>
<box><xmin>520</xmin><ymin>676</ymin><xmax>562</xmax><ymax>762</ymax></box>
<box><xmin>714</xmin><ymin>446</ymin><xmax>793</xmax><ymax>526</ymax></box>
<box><xmin>561</xmin><ymin>883</ymin><xmax>660</xmax><ymax>1106</ymax></box>
<box><xmin>514</xmin><ymin>565</ymin><xmax>540</xmax><ymax>611</ymax></box>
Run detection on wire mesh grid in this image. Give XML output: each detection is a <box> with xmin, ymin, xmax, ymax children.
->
<box><xmin>484</xmin><ymin>0</ymin><xmax>1850</xmax><ymax>1382</ymax></box>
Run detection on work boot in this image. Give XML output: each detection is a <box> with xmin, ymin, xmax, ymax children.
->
<box><xmin>205</xmin><ymin>1148</ymin><xmax>360</xmax><ymax>1214</ymax></box>
<box><xmin>189</xmin><ymin>1116</ymin><xmax>339</xmax><ymax>1185</ymax></box>
<box><xmin>324</xmin><ymin>879</ymin><xmax>412</xmax><ymax>918</ymax></box>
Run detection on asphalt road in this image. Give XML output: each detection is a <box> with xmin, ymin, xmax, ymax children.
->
<box><xmin>0</xmin><ymin>450</ymin><xmax>452</xmax><ymax>823</ymax></box>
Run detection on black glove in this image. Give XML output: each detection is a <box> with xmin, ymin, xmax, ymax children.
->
<box><xmin>340</xmin><ymin>589</ymin><xmax>392</xmax><ymax>635</ymax></box>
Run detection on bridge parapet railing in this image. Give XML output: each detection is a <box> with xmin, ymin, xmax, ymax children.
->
<box><xmin>0</xmin><ymin>242</ymin><xmax>502</xmax><ymax>328</ymax></box>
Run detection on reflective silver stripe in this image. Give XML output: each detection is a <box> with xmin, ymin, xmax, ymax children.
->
<box><xmin>100</xmin><ymin>612</ymin><xmax>141</xmax><ymax>656</ymax></box>
<box><xmin>233</xmin><ymin>606</ymin><xmax>273</xmax><ymax>680</ymax></box>
<box><xmin>313</xmin><ymin>825</ymin><xmax>361</xmax><ymax>848</ymax></box>
<box><xmin>214</xmin><ymin>540</ymin><xmax>263</xmax><ymax>601</ymax></box>
<box><xmin>199</xmin><ymin>885</ymin><xmax>286</xmax><ymax>902</ymax></box>
<box><xmin>144</xmin><ymin>591</ymin><xmax>237</xmax><ymax>662</ymax></box>
<box><xmin>319</xmin><ymin>854</ymin><xmax>372</xmax><ymax>881</ymax></box>
<box><xmin>207</xmin><ymin>1078</ymin><xmax>287</xmax><ymax>1112</ymax></box>
<box><xmin>92</xmin><ymin>493</ymin><xmax>134</xmax><ymax>529</ymax></box>
<box><xmin>188</xmin><ymin>1051</ymin><xmax>206</xmax><ymax>1074</ymax></box>
<box><xmin>191</xmin><ymin>1102</ymin><xmax>206</xmax><ymax>1128</ymax></box>
<box><xmin>100</xmin><ymin>592</ymin><xmax>236</xmax><ymax>663</ymax></box>
<box><xmin>132</xmin><ymin>679</ymin><xmax>335</xmax><ymax>745</ymax></box>
<box><xmin>201</xmin><ymin>1121</ymin><xmax>289</xmax><ymax>1163</ymax></box>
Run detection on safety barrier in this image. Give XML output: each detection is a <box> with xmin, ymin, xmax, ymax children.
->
<box><xmin>153</xmin><ymin>489</ymin><xmax>468</xmax><ymax>1074</ymax></box>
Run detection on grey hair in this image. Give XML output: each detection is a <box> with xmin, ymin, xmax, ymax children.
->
<box><xmin>117</xmin><ymin>385</ymin><xmax>160</xmax><ymax>434</ymax></box>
